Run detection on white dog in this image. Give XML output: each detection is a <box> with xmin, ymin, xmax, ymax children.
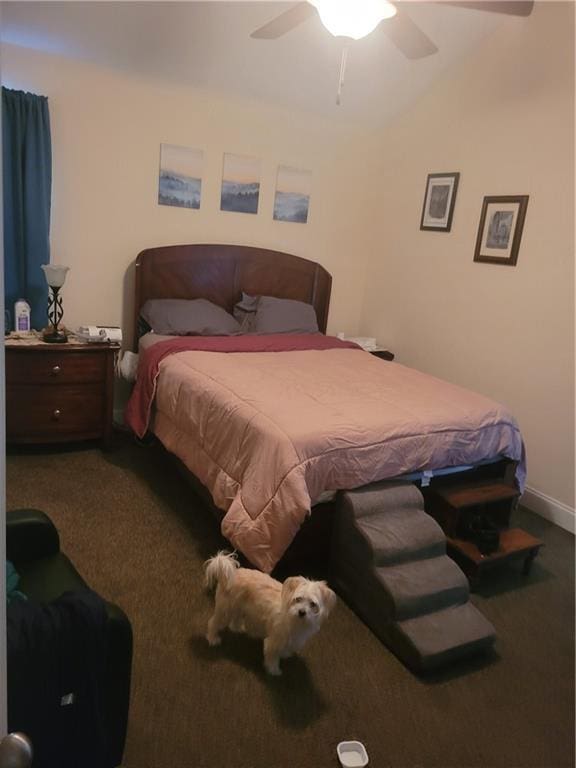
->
<box><xmin>205</xmin><ymin>551</ymin><xmax>336</xmax><ymax>675</ymax></box>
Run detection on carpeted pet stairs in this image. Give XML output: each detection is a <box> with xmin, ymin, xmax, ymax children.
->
<box><xmin>332</xmin><ymin>481</ymin><xmax>495</xmax><ymax>672</ymax></box>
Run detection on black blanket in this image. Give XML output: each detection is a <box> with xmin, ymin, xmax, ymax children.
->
<box><xmin>7</xmin><ymin>589</ymin><xmax>109</xmax><ymax>768</ymax></box>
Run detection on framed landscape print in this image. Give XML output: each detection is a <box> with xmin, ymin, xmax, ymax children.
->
<box><xmin>420</xmin><ymin>172</ymin><xmax>460</xmax><ymax>232</ymax></box>
<box><xmin>158</xmin><ymin>144</ymin><xmax>203</xmax><ymax>209</ymax></box>
<box><xmin>473</xmin><ymin>195</ymin><xmax>529</xmax><ymax>266</ymax></box>
<box><xmin>273</xmin><ymin>165</ymin><xmax>311</xmax><ymax>224</ymax></box>
<box><xmin>220</xmin><ymin>153</ymin><xmax>261</xmax><ymax>214</ymax></box>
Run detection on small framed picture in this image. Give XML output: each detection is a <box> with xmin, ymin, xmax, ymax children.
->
<box><xmin>273</xmin><ymin>165</ymin><xmax>311</xmax><ymax>224</ymax></box>
<box><xmin>473</xmin><ymin>195</ymin><xmax>529</xmax><ymax>266</ymax></box>
<box><xmin>420</xmin><ymin>172</ymin><xmax>460</xmax><ymax>232</ymax></box>
<box><xmin>158</xmin><ymin>144</ymin><xmax>203</xmax><ymax>210</ymax></box>
<box><xmin>220</xmin><ymin>153</ymin><xmax>261</xmax><ymax>215</ymax></box>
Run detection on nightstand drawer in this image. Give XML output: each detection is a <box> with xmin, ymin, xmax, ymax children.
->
<box><xmin>6</xmin><ymin>349</ymin><xmax>106</xmax><ymax>385</ymax></box>
<box><xmin>7</xmin><ymin>384</ymin><xmax>105</xmax><ymax>442</ymax></box>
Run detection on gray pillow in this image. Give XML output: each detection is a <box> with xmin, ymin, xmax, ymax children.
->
<box><xmin>140</xmin><ymin>298</ymin><xmax>240</xmax><ymax>336</ymax></box>
<box><xmin>253</xmin><ymin>296</ymin><xmax>319</xmax><ymax>334</ymax></box>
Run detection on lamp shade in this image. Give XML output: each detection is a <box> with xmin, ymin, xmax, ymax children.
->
<box><xmin>310</xmin><ymin>0</ymin><xmax>396</xmax><ymax>40</ymax></box>
<box><xmin>41</xmin><ymin>264</ymin><xmax>69</xmax><ymax>288</ymax></box>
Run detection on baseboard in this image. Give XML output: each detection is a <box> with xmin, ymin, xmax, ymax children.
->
<box><xmin>521</xmin><ymin>486</ymin><xmax>575</xmax><ymax>534</ymax></box>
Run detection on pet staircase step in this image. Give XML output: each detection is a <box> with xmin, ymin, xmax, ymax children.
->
<box><xmin>423</xmin><ymin>479</ymin><xmax>520</xmax><ymax>535</ymax></box>
<box><xmin>394</xmin><ymin>602</ymin><xmax>496</xmax><ymax>672</ymax></box>
<box><xmin>332</xmin><ymin>481</ymin><xmax>497</xmax><ymax>673</ymax></box>
<box><xmin>341</xmin><ymin>480</ymin><xmax>426</xmax><ymax>518</ymax></box>
<box><xmin>356</xmin><ymin>507</ymin><xmax>446</xmax><ymax>566</ymax></box>
<box><xmin>375</xmin><ymin>556</ymin><xmax>469</xmax><ymax>621</ymax></box>
<box><xmin>433</xmin><ymin>480</ymin><xmax>520</xmax><ymax>510</ymax></box>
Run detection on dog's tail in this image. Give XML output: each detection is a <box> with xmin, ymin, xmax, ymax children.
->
<box><xmin>204</xmin><ymin>550</ymin><xmax>240</xmax><ymax>591</ymax></box>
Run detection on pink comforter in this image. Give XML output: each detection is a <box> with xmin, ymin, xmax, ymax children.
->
<box><xmin>125</xmin><ymin>335</ymin><xmax>525</xmax><ymax>573</ymax></box>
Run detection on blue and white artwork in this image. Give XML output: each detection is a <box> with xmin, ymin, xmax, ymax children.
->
<box><xmin>220</xmin><ymin>153</ymin><xmax>260</xmax><ymax>214</ymax></box>
<box><xmin>158</xmin><ymin>144</ymin><xmax>203</xmax><ymax>209</ymax></box>
<box><xmin>273</xmin><ymin>166</ymin><xmax>311</xmax><ymax>224</ymax></box>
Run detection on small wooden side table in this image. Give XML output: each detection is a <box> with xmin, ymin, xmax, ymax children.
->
<box><xmin>6</xmin><ymin>334</ymin><xmax>119</xmax><ymax>449</ymax></box>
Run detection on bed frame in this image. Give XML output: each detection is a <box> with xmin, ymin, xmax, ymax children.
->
<box><xmin>131</xmin><ymin>243</ymin><xmax>512</xmax><ymax>575</ymax></box>
<box><xmin>133</xmin><ymin>243</ymin><xmax>332</xmax><ymax>350</ymax></box>
<box><xmin>132</xmin><ymin>243</ymin><xmax>336</xmax><ymax>572</ymax></box>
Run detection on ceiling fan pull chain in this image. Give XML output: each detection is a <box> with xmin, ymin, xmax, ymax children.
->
<box><xmin>336</xmin><ymin>42</ymin><xmax>350</xmax><ymax>106</ymax></box>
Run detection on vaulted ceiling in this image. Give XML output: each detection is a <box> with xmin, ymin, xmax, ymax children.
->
<box><xmin>0</xmin><ymin>1</ymin><xmax>529</xmax><ymax>125</ymax></box>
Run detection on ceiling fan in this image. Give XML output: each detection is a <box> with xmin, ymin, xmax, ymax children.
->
<box><xmin>251</xmin><ymin>0</ymin><xmax>534</xmax><ymax>61</ymax></box>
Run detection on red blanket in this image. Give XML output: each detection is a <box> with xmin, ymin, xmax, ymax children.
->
<box><xmin>124</xmin><ymin>334</ymin><xmax>361</xmax><ymax>438</ymax></box>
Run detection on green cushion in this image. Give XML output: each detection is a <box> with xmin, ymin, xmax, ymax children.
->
<box><xmin>17</xmin><ymin>553</ymin><xmax>87</xmax><ymax>604</ymax></box>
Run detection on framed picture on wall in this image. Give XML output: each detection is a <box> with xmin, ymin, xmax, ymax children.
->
<box><xmin>473</xmin><ymin>195</ymin><xmax>529</xmax><ymax>266</ymax></box>
<box><xmin>220</xmin><ymin>153</ymin><xmax>261</xmax><ymax>214</ymax></box>
<box><xmin>158</xmin><ymin>144</ymin><xmax>203</xmax><ymax>209</ymax></box>
<box><xmin>273</xmin><ymin>166</ymin><xmax>312</xmax><ymax>223</ymax></box>
<box><xmin>420</xmin><ymin>172</ymin><xmax>460</xmax><ymax>232</ymax></box>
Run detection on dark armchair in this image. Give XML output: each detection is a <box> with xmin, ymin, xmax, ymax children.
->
<box><xmin>6</xmin><ymin>509</ymin><xmax>132</xmax><ymax>768</ymax></box>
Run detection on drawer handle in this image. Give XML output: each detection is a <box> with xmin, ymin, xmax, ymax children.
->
<box><xmin>51</xmin><ymin>365</ymin><xmax>61</xmax><ymax>375</ymax></box>
<box><xmin>53</xmin><ymin>409</ymin><xmax>61</xmax><ymax>420</ymax></box>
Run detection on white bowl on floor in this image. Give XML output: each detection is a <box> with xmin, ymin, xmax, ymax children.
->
<box><xmin>336</xmin><ymin>740</ymin><xmax>369</xmax><ymax>767</ymax></box>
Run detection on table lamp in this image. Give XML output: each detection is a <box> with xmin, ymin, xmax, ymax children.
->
<box><xmin>41</xmin><ymin>264</ymin><xmax>70</xmax><ymax>343</ymax></box>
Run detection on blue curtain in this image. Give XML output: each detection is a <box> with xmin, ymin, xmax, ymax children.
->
<box><xmin>2</xmin><ymin>87</ymin><xmax>52</xmax><ymax>331</ymax></box>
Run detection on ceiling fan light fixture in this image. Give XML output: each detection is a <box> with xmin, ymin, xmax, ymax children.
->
<box><xmin>310</xmin><ymin>0</ymin><xmax>397</xmax><ymax>40</ymax></box>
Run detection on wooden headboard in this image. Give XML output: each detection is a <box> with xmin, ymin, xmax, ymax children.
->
<box><xmin>133</xmin><ymin>244</ymin><xmax>332</xmax><ymax>349</ymax></box>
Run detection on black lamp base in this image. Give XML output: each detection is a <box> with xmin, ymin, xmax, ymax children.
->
<box><xmin>43</xmin><ymin>329</ymin><xmax>68</xmax><ymax>344</ymax></box>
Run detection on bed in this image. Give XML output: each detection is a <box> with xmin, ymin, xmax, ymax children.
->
<box><xmin>125</xmin><ymin>244</ymin><xmax>525</xmax><ymax>573</ymax></box>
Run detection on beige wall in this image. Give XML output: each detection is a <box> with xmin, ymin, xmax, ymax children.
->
<box><xmin>2</xmin><ymin>1</ymin><xmax>574</xmax><ymax>524</ymax></box>
<box><xmin>357</xmin><ymin>2</ymin><xmax>575</xmax><ymax>518</ymax></box>
<box><xmin>1</xmin><ymin>43</ymin><xmax>371</xmax><ymax>343</ymax></box>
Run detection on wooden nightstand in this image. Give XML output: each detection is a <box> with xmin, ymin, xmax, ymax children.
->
<box><xmin>370</xmin><ymin>349</ymin><xmax>395</xmax><ymax>361</ymax></box>
<box><xmin>6</xmin><ymin>337</ymin><xmax>119</xmax><ymax>449</ymax></box>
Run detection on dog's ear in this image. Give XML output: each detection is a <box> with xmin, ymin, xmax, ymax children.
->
<box><xmin>319</xmin><ymin>581</ymin><xmax>337</xmax><ymax>616</ymax></box>
<box><xmin>281</xmin><ymin>576</ymin><xmax>306</xmax><ymax>604</ymax></box>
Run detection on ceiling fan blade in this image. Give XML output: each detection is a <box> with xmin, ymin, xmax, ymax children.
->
<box><xmin>250</xmin><ymin>2</ymin><xmax>316</xmax><ymax>39</ymax></box>
<box><xmin>441</xmin><ymin>1</ymin><xmax>534</xmax><ymax>15</ymax></box>
<box><xmin>381</xmin><ymin>8</ymin><xmax>439</xmax><ymax>60</ymax></box>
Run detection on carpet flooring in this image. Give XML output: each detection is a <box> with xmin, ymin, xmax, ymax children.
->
<box><xmin>6</xmin><ymin>436</ymin><xmax>575</xmax><ymax>768</ymax></box>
